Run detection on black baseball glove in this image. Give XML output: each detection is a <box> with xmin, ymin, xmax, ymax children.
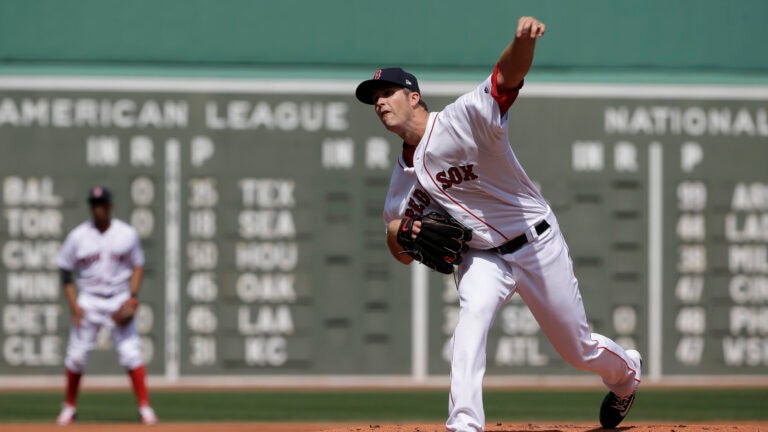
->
<box><xmin>396</xmin><ymin>212</ymin><xmax>473</xmax><ymax>274</ymax></box>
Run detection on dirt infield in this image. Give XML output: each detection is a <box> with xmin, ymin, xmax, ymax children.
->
<box><xmin>3</xmin><ymin>423</ymin><xmax>768</xmax><ymax>432</ymax></box>
<box><xmin>320</xmin><ymin>424</ymin><xmax>768</xmax><ymax>432</ymax></box>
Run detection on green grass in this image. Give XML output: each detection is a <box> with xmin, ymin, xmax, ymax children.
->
<box><xmin>1</xmin><ymin>389</ymin><xmax>766</xmax><ymax>423</ymax></box>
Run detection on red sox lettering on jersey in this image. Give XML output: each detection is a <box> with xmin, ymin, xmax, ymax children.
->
<box><xmin>405</xmin><ymin>187</ymin><xmax>431</xmax><ymax>218</ymax></box>
<box><xmin>58</xmin><ymin>219</ymin><xmax>144</xmax><ymax>296</ymax></box>
<box><xmin>77</xmin><ymin>253</ymin><xmax>100</xmax><ymax>268</ymax></box>
<box><xmin>383</xmin><ymin>156</ymin><xmax>445</xmax><ymax>223</ymax></box>
<box><xmin>435</xmin><ymin>164</ymin><xmax>479</xmax><ymax>190</ymax></box>
<box><xmin>407</xmin><ymin>74</ymin><xmax>548</xmax><ymax>250</ymax></box>
<box><xmin>76</xmin><ymin>251</ymin><xmax>134</xmax><ymax>269</ymax></box>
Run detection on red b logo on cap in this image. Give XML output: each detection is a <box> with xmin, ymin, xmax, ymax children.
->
<box><xmin>373</xmin><ymin>69</ymin><xmax>382</xmax><ymax>80</ymax></box>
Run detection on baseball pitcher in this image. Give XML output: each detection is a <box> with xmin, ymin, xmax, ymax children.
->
<box><xmin>356</xmin><ymin>16</ymin><xmax>641</xmax><ymax>431</ymax></box>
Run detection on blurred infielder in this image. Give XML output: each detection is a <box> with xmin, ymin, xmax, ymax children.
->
<box><xmin>356</xmin><ymin>16</ymin><xmax>641</xmax><ymax>431</ymax></box>
<box><xmin>55</xmin><ymin>186</ymin><xmax>158</xmax><ymax>426</ymax></box>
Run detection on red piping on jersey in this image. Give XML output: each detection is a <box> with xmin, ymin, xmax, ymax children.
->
<box><xmin>422</xmin><ymin>112</ymin><xmax>510</xmax><ymax>241</ymax></box>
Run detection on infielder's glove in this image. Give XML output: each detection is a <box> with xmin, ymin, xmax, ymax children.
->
<box><xmin>397</xmin><ymin>212</ymin><xmax>472</xmax><ymax>274</ymax></box>
<box><xmin>112</xmin><ymin>297</ymin><xmax>139</xmax><ymax>326</ymax></box>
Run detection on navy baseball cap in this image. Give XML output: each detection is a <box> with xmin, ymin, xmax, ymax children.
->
<box><xmin>355</xmin><ymin>67</ymin><xmax>421</xmax><ymax>104</ymax></box>
<box><xmin>87</xmin><ymin>186</ymin><xmax>112</xmax><ymax>205</ymax></box>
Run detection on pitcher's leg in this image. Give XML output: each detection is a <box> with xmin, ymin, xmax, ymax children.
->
<box><xmin>513</xmin><ymin>227</ymin><xmax>641</xmax><ymax>396</ymax></box>
<box><xmin>447</xmin><ymin>251</ymin><xmax>514</xmax><ymax>432</ymax></box>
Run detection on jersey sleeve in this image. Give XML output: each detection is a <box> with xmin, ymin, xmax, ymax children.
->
<box><xmin>490</xmin><ymin>62</ymin><xmax>523</xmax><ymax>115</ymax></box>
<box><xmin>127</xmin><ymin>229</ymin><xmax>145</xmax><ymax>267</ymax></box>
<box><xmin>56</xmin><ymin>231</ymin><xmax>77</xmax><ymax>271</ymax></box>
<box><xmin>444</xmin><ymin>65</ymin><xmax>523</xmax><ymax>153</ymax></box>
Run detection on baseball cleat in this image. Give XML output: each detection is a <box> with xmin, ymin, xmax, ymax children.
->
<box><xmin>56</xmin><ymin>404</ymin><xmax>77</xmax><ymax>426</ymax></box>
<box><xmin>599</xmin><ymin>349</ymin><xmax>641</xmax><ymax>429</ymax></box>
<box><xmin>139</xmin><ymin>405</ymin><xmax>158</xmax><ymax>425</ymax></box>
<box><xmin>599</xmin><ymin>390</ymin><xmax>636</xmax><ymax>429</ymax></box>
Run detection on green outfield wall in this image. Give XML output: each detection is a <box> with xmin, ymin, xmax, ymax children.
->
<box><xmin>1</xmin><ymin>0</ymin><xmax>767</xmax><ymax>76</ymax></box>
<box><xmin>1</xmin><ymin>78</ymin><xmax>767</xmax><ymax>382</ymax></box>
<box><xmin>0</xmin><ymin>1</ymin><xmax>766</xmax><ymax>385</ymax></box>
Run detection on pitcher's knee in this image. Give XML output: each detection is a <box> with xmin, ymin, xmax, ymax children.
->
<box><xmin>564</xmin><ymin>354</ymin><xmax>592</xmax><ymax>371</ymax></box>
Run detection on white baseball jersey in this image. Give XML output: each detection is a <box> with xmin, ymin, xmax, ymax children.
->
<box><xmin>384</xmin><ymin>69</ymin><xmax>549</xmax><ymax>249</ymax></box>
<box><xmin>57</xmin><ymin>218</ymin><xmax>144</xmax><ymax>297</ymax></box>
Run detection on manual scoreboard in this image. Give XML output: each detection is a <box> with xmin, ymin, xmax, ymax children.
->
<box><xmin>1</xmin><ymin>78</ymin><xmax>765</xmax><ymax>380</ymax></box>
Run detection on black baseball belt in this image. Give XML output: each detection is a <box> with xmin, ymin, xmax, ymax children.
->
<box><xmin>489</xmin><ymin>219</ymin><xmax>551</xmax><ymax>255</ymax></box>
<box><xmin>90</xmin><ymin>290</ymin><xmax>119</xmax><ymax>298</ymax></box>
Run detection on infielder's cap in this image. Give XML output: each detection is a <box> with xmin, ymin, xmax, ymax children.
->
<box><xmin>87</xmin><ymin>186</ymin><xmax>112</xmax><ymax>205</ymax></box>
<box><xmin>355</xmin><ymin>67</ymin><xmax>420</xmax><ymax>104</ymax></box>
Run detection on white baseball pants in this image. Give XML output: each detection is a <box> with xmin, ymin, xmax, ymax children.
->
<box><xmin>64</xmin><ymin>291</ymin><xmax>143</xmax><ymax>373</ymax></box>
<box><xmin>446</xmin><ymin>213</ymin><xmax>642</xmax><ymax>432</ymax></box>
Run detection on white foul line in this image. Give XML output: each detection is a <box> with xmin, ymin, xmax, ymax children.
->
<box><xmin>412</xmin><ymin>264</ymin><xmax>429</xmax><ymax>381</ymax></box>
<box><xmin>648</xmin><ymin>143</ymin><xmax>663</xmax><ymax>381</ymax></box>
<box><xmin>165</xmin><ymin>140</ymin><xmax>181</xmax><ymax>382</ymax></box>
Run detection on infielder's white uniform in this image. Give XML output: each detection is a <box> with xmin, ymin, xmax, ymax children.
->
<box><xmin>57</xmin><ymin>218</ymin><xmax>145</xmax><ymax>373</ymax></box>
<box><xmin>383</xmin><ymin>66</ymin><xmax>642</xmax><ymax>432</ymax></box>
